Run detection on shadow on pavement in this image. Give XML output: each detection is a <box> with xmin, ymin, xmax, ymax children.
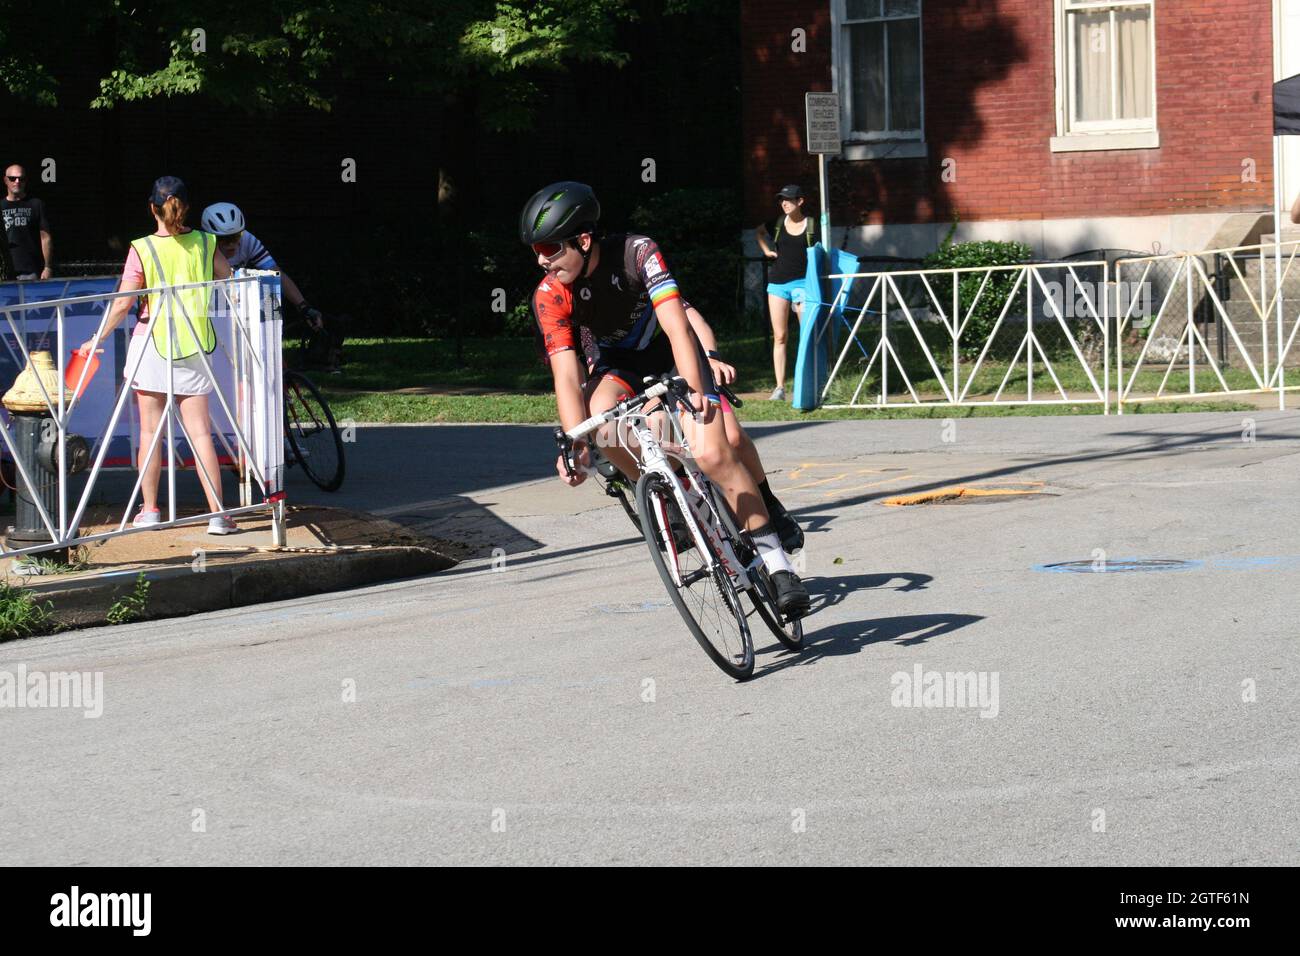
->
<box><xmin>755</xmin><ymin>612</ymin><xmax>985</xmax><ymax>678</ymax></box>
<box><xmin>748</xmin><ymin>570</ymin><xmax>967</xmax><ymax>678</ymax></box>
<box><xmin>790</xmin><ymin>419</ymin><xmax>1300</xmax><ymax>524</ymax></box>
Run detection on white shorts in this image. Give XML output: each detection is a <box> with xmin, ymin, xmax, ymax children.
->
<box><xmin>124</xmin><ymin>328</ymin><xmax>215</xmax><ymax>396</ymax></box>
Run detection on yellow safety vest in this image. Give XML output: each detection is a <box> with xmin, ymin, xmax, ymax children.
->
<box><xmin>131</xmin><ymin>230</ymin><xmax>218</xmax><ymax>360</ymax></box>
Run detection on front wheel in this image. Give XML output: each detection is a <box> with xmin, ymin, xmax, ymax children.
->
<box><xmin>635</xmin><ymin>472</ymin><xmax>753</xmax><ymax>680</ymax></box>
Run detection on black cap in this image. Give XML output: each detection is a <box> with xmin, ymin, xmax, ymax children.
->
<box><xmin>149</xmin><ymin>175</ymin><xmax>189</xmax><ymax>206</ymax></box>
<box><xmin>776</xmin><ymin>184</ymin><xmax>805</xmax><ymax>200</ymax></box>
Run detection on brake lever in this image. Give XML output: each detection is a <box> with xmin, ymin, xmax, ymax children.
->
<box><xmin>663</xmin><ymin>375</ymin><xmax>700</xmax><ymax>422</ymax></box>
<box><xmin>717</xmin><ymin>383</ymin><xmax>744</xmax><ymax>409</ymax></box>
<box><xmin>553</xmin><ymin>427</ymin><xmax>576</xmax><ymax>478</ymax></box>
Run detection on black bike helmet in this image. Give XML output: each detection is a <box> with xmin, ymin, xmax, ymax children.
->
<box><xmin>519</xmin><ymin>181</ymin><xmax>601</xmax><ymax>245</ymax></box>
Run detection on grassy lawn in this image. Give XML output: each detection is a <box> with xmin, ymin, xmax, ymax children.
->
<box><xmin>310</xmin><ymin>336</ymin><xmax>1268</xmax><ymax>424</ymax></box>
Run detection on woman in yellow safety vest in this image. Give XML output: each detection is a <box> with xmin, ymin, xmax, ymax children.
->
<box><xmin>77</xmin><ymin>176</ymin><xmax>238</xmax><ymax>535</ymax></box>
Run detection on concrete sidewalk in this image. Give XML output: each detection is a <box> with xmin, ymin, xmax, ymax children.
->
<box><xmin>1</xmin><ymin>505</ymin><xmax>456</xmax><ymax>632</ymax></box>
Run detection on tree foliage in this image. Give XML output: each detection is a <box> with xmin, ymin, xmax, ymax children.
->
<box><xmin>1</xmin><ymin>1</ymin><xmax>706</xmax><ymax>130</ymax></box>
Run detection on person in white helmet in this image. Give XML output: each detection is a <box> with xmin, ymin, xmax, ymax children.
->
<box><xmin>200</xmin><ymin>201</ymin><xmax>323</xmax><ymax>335</ymax></box>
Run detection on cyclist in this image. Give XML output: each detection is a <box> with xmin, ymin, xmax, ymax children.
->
<box><xmin>569</xmin><ymin>300</ymin><xmax>803</xmax><ymax>553</ymax></box>
<box><xmin>522</xmin><ymin>181</ymin><xmax>810</xmax><ymax>618</ymax></box>
<box><xmin>200</xmin><ymin>202</ymin><xmax>343</xmax><ymax>369</ymax></box>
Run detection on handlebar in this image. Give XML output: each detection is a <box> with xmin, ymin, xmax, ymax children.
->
<box><xmin>554</xmin><ymin>374</ymin><xmax>696</xmax><ymax>476</ymax></box>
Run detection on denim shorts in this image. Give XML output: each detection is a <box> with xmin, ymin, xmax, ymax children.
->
<box><xmin>766</xmin><ymin>279</ymin><xmax>806</xmax><ymax>303</ymax></box>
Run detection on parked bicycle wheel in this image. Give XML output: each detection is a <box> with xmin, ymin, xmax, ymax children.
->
<box><xmin>284</xmin><ymin>369</ymin><xmax>346</xmax><ymax>492</ymax></box>
<box><xmin>635</xmin><ymin>471</ymin><xmax>753</xmax><ymax>680</ymax></box>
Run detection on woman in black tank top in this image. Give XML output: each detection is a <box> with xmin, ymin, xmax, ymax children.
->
<box><xmin>755</xmin><ymin>184</ymin><xmax>813</xmax><ymax>402</ymax></box>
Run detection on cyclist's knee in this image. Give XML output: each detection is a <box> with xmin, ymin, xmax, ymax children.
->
<box><xmin>691</xmin><ymin>431</ymin><xmax>738</xmax><ymax>476</ymax></box>
<box><xmin>724</xmin><ymin>417</ymin><xmax>746</xmax><ymax>452</ymax></box>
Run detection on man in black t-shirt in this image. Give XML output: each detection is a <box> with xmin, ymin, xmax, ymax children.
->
<box><xmin>2</xmin><ymin>165</ymin><xmax>52</xmax><ymax>280</ymax></box>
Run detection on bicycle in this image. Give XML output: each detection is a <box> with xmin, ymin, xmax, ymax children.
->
<box><xmin>284</xmin><ymin>368</ymin><xmax>346</xmax><ymax>492</ymax></box>
<box><xmin>588</xmin><ymin>382</ymin><xmax>748</xmax><ymax>540</ymax></box>
<box><xmin>556</xmin><ymin>374</ymin><xmax>803</xmax><ymax>681</ymax></box>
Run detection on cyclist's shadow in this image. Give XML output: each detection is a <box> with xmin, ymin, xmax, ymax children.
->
<box><xmin>754</xmin><ymin>572</ymin><xmax>983</xmax><ymax>678</ymax></box>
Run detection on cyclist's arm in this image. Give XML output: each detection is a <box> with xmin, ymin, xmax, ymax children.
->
<box><xmin>685</xmin><ymin>305</ymin><xmax>717</xmax><ymax>353</ymax></box>
<box><xmin>657</xmin><ymin>299</ymin><xmax>711</xmax><ymax>410</ymax></box>
<box><xmin>214</xmin><ymin>249</ymin><xmax>232</xmax><ymax>280</ymax></box>
<box><xmin>550</xmin><ymin>348</ymin><xmax>588</xmax><ymax>435</ymax></box>
<box><xmin>632</xmin><ymin>237</ymin><xmax>711</xmax><ymax>407</ymax></box>
<box><xmin>241</xmin><ymin>233</ymin><xmax>306</xmax><ymax>310</ymax></box>
<box><xmin>551</xmin><ymin>347</ymin><xmax>590</xmax><ymax>486</ymax></box>
<box><xmin>685</xmin><ymin>305</ymin><xmax>736</xmax><ymax>386</ymax></box>
<box><xmin>277</xmin><ymin>270</ymin><xmax>306</xmax><ymax>309</ymax></box>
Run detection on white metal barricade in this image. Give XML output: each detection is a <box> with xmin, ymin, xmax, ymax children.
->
<box><xmin>0</xmin><ymin>271</ymin><xmax>285</xmax><ymax>559</ymax></box>
<box><xmin>820</xmin><ymin>260</ymin><xmax>1111</xmax><ymax>411</ymax></box>
<box><xmin>1116</xmin><ymin>241</ymin><xmax>1300</xmax><ymax>412</ymax></box>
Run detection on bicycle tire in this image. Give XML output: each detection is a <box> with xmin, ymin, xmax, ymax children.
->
<box><xmin>712</xmin><ymin>493</ymin><xmax>804</xmax><ymax>652</ymax></box>
<box><xmin>747</xmin><ymin>568</ymin><xmax>805</xmax><ymax>651</ymax></box>
<box><xmin>284</xmin><ymin>370</ymin><xmax>346</xmax><ymax>492</ymax></box>
<box><xmin>635</xmin><ymin>471</ymin><xmax>753</xmax><ymax>680</ymax></box>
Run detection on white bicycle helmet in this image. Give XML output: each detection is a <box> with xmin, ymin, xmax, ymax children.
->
<box><xmin>201</xmin><ymin>201</ymin><xmax>246</xmax><ymax>236</ymax></box>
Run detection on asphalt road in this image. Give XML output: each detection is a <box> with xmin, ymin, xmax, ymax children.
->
<box><xmin>2</xmin><ymin>410</ymin><xmax>1298</xmax><ymax>865</ymax></box>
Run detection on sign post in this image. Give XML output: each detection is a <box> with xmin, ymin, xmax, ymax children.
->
<box><xmin>805</xmin><ymin>92</ymin><xmax>841</xmax><ymax>253</ymax></box>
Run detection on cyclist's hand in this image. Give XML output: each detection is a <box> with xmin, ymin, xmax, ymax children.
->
<box><xmin>708</xmin><ymin>357</ymin><xmax>736</xmax><ymax>385</ymax></box>
<box><xmin>690</xmin><ymin>391</ymin><xmax>717</xmax><ymax>425</ymax></box>
<box><xmin>556</xmin><ymin>440</ymin><xmax>590</xmax><ymax>486</ymax></box>
<box><xmin>301</xmin><ymin>304</ymin><xmax>324</xmax><ymax>333</ymax></box>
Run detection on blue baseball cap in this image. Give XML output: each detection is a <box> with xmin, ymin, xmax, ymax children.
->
<box><xmin>149</xmin><ymin>175</ymin><xmax>189</xmax><ymax>206</ymax></box>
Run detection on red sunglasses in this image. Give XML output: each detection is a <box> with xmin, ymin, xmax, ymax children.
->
<box><xmin>532</xmin><ymin>240</ymin><xmax>567</xmax><ymax>259</ymax></box>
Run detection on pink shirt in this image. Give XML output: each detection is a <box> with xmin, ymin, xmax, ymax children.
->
<box><xmin>121</xmin><ymin>246</ymin><xmax>150</xmax><ymax>336</ymax></box>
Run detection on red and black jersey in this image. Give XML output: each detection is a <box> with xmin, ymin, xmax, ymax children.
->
<box><xmin>530</xmin><ymin>234</ymin><xmax>683</xmax><ymax>361</ymax></box>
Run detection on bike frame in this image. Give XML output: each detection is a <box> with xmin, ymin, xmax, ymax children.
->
<box><xmin>565</xmin><ymin>379</ymin><xmax>756</xmax><ymax>588</ymax></box>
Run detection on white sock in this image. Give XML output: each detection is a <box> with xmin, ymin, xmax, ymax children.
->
<box><xmin>752</xmin><ymin>529</ymin><xmax>794</xmax><ymax>575</ymax></box>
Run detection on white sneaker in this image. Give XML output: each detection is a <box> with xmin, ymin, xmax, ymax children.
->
<box><xmin>132</xmin><ymin>508</ymin><xmax>161</xmax><ymax>528</ymax></box>
<box><xmin>769</xmin><ymin>386</ymin><xmax>787</xmax><ymax>402</ymax></box>
<box><xmin>207</xmin><ymin>516</ymin><xmax>238</xmax><ymax>535</ymax></box>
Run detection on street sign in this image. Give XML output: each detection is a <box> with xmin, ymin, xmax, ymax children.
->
<box><xmin>805</xmin><ymin>92</ymin><xmax>841</xmax><ymax>155</ymax></box>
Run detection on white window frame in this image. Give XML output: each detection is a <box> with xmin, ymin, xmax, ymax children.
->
<box><xmin>832</xmin><ymin>0</ymin><xmax>928</xmax><ymax>160</ymax></box>
<box><xmin>1052</xmin><ymin>0</ymin><xmax>1159</xmax><ymax>152</ymax></box>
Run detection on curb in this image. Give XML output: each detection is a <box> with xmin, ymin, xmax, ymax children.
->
<box><xmin>19</xmin><ymin>546</ymin><xmax>456</xmax><ymax>631</ymax></box>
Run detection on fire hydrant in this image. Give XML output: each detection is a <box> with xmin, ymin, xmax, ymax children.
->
<box><xmin>3</xmin><ymin>351</ymin><xmax>90</xmax><ymax>559</ymax></box>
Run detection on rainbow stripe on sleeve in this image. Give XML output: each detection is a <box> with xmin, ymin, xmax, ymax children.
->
<box><xmin>649</xmin><ymin>281</ymin><xmax>680</xmax><ymax>307</ymax></box>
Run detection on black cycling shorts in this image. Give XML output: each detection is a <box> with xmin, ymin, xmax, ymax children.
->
<box><xmin>589</xmin><ymin>330</ymin><xmax>717</xmax><ymax>402</ymax></box>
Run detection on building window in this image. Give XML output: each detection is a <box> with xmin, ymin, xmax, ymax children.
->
<box><xmin>837</xmin><ymin>0</ymin><xmax>924</xmax><ymax>150</ymax></box>
<box><xmin>1053</xmin><ymin>0</ymin><xmax>1159</xmax><ymax>152</ymax></box>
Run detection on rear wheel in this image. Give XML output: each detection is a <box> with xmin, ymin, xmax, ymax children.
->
<box><xmin>635</xmin><ymin>472</ymin><xmax>753</xmax><ymax>680</ymax></box>
<box><xmin>712</xmin><ymin>491</ymin><xmax>804</xmax><ymax>652</ymax></box>
<box><xmin>747</xmin><ymin>568</ymin><xmax>804</xmax><ymax>651</ymax></box>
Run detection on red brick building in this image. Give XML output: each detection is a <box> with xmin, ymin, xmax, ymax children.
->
<box><xmin>742</xmin><ymin>0</ymin><xmax>1285</xmax><ymax>259</ymax></box>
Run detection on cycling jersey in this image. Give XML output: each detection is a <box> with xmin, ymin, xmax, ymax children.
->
<box><xmin>222</xmin><ymin>230</ymin><xmax>277</xmax><ymax>271</ymax></box>
<box><xmin>531</xmin><ymin>234</ymin><xmax>681</xmax><ymax>359</ymax></box>
<box><xmin>531</xmin><ymin>234</ymin><xmax>715</xmax><ymax>399</ymax></box>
